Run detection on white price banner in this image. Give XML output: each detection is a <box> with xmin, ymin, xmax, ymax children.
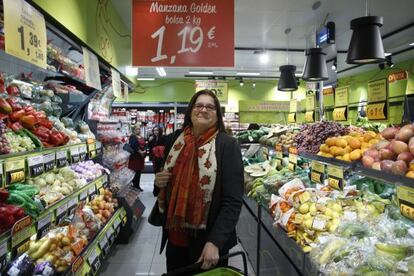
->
<box><xmin>37</xmin><ymin>212</ymin><xmax>53</xmax><ymax>229</ymax></box>
<box><xmin>111</xmin><ymin>68</ymin><xmax>122</xmax><ymax>98</ymax></box>
<box><xmin>82</xmin><ymin>47</ymin><xmax>102</xmax><ymax>90</ymax></box>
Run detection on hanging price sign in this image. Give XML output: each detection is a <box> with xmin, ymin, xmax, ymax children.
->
<box><xmin>311</xmin><ymin>161</ymin><xmax>325</xmax><ymax>184</ymax></box>
<box><xmin>56</xmin><ymin>150</ymin><xmax>68</xmax><ymax>168</ymax></box>
<box><xmin>82</xmin><ymin>47</ymin><xmax>102</xmax><ymax>90</ymax></box>
<box><xmin>43</xmin><ymin>152</ymin><xmax>55</xmax><ymax>172</ymax></box>
<box><xmin>396</xmin><ymin>186</ymin><xmax>414</xmax><ymax>221</ymax></box>
<box><xmin>288</xmin><ymin>113</ymin><xmax>296</xmax><ymax>123</ymax></box>
<box><xmin>366</xmin><ymin>102</ymin><xmax>387</xmax><ymax>120</ymax></box>
<box><xmin>78</xmin><ymin>145</ymin><xmax>87</xmax><ymax>162</ymax></box>
<box><xmin>333</xmin><ymin>107</ymin><xmax>347</xmax><ymax>121</ymax></box>
<box><xmin>27</xmin><ymin>154</ymin><xmax>44</xmax><ymax>178</ymax></box>
<box><xmin>289</xmin><ymin>99</ymin><xmax>297</xmax><ymax>113</ymax></box>
<box><xmin>132</xmin><ymin>0</ymin><xmax>234</xmax><ymax>67</ymax></box>
<box><xmin>305</xmin><ymin>111</ymin><xmax>314</xmax><ymax>123</ymax></box>
<box><xmin>306</xmin><ymin>94</ymin><xmax>315</xmax><ymax>111</ymax></box>
<box><xmin>11</xmin><ymin>216</ymin><xmax>34</xmax><ymax>257</ymax></box>
<box><xmin>3</xmin><ymin>0</ymin><xmax>47</xmax><ymax>68</ymax></box>
<box><xmin>111</xmin><ymin>68</ymin><xmax>122</xmax><ymax>98</ymax></box>
<box><xmin>335</xmin><ymin>86</ymin><xmax>349</xmax><ymax>107</ymax></box>
<box><xmin>368</xmin><ymin>79</ymin><xmax>387</xmax><ymax>103</ymax></box>
<box><xmin>327</xmin><ymin>165</ymin><xmax>344</xmax><ymax>190</ymax></box>
<box><xmin>37</xmin><ymin>211</ymin><xmax>53</xmax><ymax>239</ymax></box>
<box><xmin>4</xmin><ymin>158</ymin><xmax>25</xmax><ymax>186</ymax></box>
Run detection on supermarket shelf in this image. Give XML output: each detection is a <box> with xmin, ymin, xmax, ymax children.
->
<box><xmin>299</xmin><ymin>152</ymin><xmax>354</xmax><ymax>169</ymax></box>
<box><xmin>44</xmin><ymin>74</ymin><xmax>96</xmax><ymax>94</ymax></box>
<box><xmin>354</xmin><ymin>164</ymin><xmax>414</xmax><ymax>188</ymax></box>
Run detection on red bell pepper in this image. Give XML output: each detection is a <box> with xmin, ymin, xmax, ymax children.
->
<box><xmin>6</xmin><ymin>98</ymin><xmax>22</xmax><ymax>111</ymax></box>
<box><xmin>23</xmin><ymin>106</ymin><xmax>35</xmax><ymax>115</ymax></box>
<box><xmin>34</xmin><ymin>111</ymin><xmax>47</xmax><ymax>119</ymax></box>
<box><xmin>49</xmin><ymin>130</ymin><xmax>64</xmax><ymax>146</ymax></box>
<box><xmin>41</xmin><ymin>141</ymin><xmax>54</xmax><ymax>148</ymax></box>
<box><xmin>38</xmin><ymin>118</ymin><xmax>53</xmax><ymax>129</ymax></box>
<box><xmin>8</xmin><ymin>110</ymin><xmax>25</xmax><ymax>122</ymax></box>
<box><xmin>9</xmin><ymin>122</ymin><xmax>23</xmax><ymax>132</ymax></box>
<box><xmin>6</xmin><ymin>85</ymin><xmax>19</xmax><ymax>96</ymax></box>
<box><xmin>33</xmin><ymin>126</ymin><xmax>50</xmax><ymax>140</ymax></box>
<box><xmin>20</xmin><ymin>115</ymin><xmax>38</xmax><ymax>130</ymax></box>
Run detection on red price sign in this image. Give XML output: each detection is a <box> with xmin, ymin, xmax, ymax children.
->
<box><xmin>132</xmin><ymin>0</ymin><xmax>234</xmax><ymax>67</ymax></box>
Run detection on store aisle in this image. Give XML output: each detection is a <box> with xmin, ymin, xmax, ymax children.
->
<box><xmin>100</xmin><ymin>174</ymin><xmax>255</xmax><ymax>276</ymax></box>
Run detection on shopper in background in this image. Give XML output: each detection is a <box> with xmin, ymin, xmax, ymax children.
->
<box><xmin>154</xmin><ymin>90</ymin><xmax>244</xmax><ymax>273</ymax></box>
<box><xmin>148</xmin><ymin>125</ymin><xmax>166</xmax><ymax>196</ymax></box>
<box><xmin>128</xmin><ymin>124</ymin><xmax>146</xmax><ymax>192</ymax></box>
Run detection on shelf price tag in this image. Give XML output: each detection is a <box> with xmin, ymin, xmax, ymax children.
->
<box><xmin>327</xmin><ymin>165</ymin><xmax>344</xmax><ymax>190</ymax></box>
<box><xmin>70</xmin><ymin>147</ymin><xmax>80</xmax><ymax>164</ymax></box>
<box><xmin>37</xmin><ymin>211</ymin><xmax>53</xmax><ymax>239</ymax></box>
<box><xmin>56</xmin><ymin>150</ymin><xmax>68</xmax><ymax>168</ymax></box>
<box><xmin>96</xmin><ymin>141</ymin><xmax>102</xmax><ymax>155</ymax></box>
<box><xmin>366</xmin><ymin>102</ymin><xmax>387</xmax><ymax>120</ymax></box>
<box><xmin>43</xmin><ymin>152</ymin><xmax>55</xmax><ymax>172</ymax></box>
<box><xmin>305</xmin><ymin>111</ymin><xmax>314</xmax><ymax>123</ymax></box>
<box><xmin>88</xmin><ymin>143</ymin><xmax>97</xmax><ymax>159</ymax></box>
<box><xmin>288</xmin><ymin>147</ymin><xmax>298</xmax><ymax>172</ymax></box>
<box><xmin>0</xmin><ymin>163</ymin><xmax>3</xmax><ymax>188</ymax></box>
<box><xmin>288</xmin><ymin>113</ymin><xmax>296</xmax><ymax>123</ymax></box>
<box><xmin>99</xmin><ymin>236</ymin><xmax>110</xmax><ymax>256</ymax></box>
<box><xmin>27</xmin><ymin>154</ymin><xmax>44</xmax><ymax>178</ymax></box>
<box><xmin>106</xmin><ymin>226</ymin><xmax>115</xmax><ymax>244</ymax></box>
<box><xmin>79</xmin><ymin>189</ymin><xmax>89</xmax><ymax>201</ymax></box>
<box><xmin>333</xmin><ymin>107</ymin><xmax>347</xmax><ymax>121</ymax></box>
<box><xmin>55</xmin><ymin>202</ymin><xmax>68</xmax><ymax>225</ymax></box>
<box><xmin>11</xmin><ymin>216</ymin><xmax>34</xmax><ymax>257</ymax></box>
<box><xmin>3</xmin><ymin>0</ymin><xmax>47</xmax><ymax>69</ymax></box>
<box><xmin>4</xmin><ymin>158</ymin><xmax>25</xmax><ymax>186</ymax></box>
<box><xmin>79</xmin><ymin>145</ymin><xmax>87</xmax><ymax>162</ymax></box>
<box><xmin>274</xmin><ymin>144</ymin><xmax>283</xmax><ymax>168</ymax></box>
<box><xmin>89</xmin><ymin>185</ymin><xmax>97</xmax><ymax>198</ymax></box>
<box><xmin>396</xmin><ymin>186</ymin><xmax>414</xmax><ymax>221</ymax></box>
<box><xmin>311</xmin><ymin>161</ymin><xmax>325</xmax><ymax>184</ymax></box>
<box><xmin>0</xmin><ymin>237</ymin><xmax>8</xmax><ymax>272</ymax></box>
<box><xmin>103</xmin><ymin>174</ymin><xmax>109</xmax><ymax>188</ymax></box>
<box><xmin>68</xmin><ymin>197</ymin><xmax>79</xmax><ymax>215</ymax></box>
<box><xmin>87</xmin><ymin>246</ymin><xmax>101</xmax><ymax>273</ymax></box>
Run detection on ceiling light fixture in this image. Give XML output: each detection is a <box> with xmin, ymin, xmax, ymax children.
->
<box><xmin>302</xmin><ymin>48</ymin><xmax>329</xmax><ymax>81</ymax></box>
<box><xmin>156</xmin><ymin>67</ymin><xmax>166</xmax><ymax>77</ymax></box>
<box><xmin>386</xmin><ymin>56</ymin><xmax>394</xmax><ymax>68</ymax></box>
<box><xmin>239</xmin><ymin>79</ymin><xmax>244</xmax><ymax>86</ymax></box>
<box><xmin>236</xmin><ymin>72</ymin><xmax>261</xmax><ymax>76</ymax></box>
<box><xmin>346</xmin><ymin>1</ymin><xmax>385</xmax><ymax>64</ymax></box>
<box><xmin>189</xmin><ymin>71</ymin><xmax>214</xmax><ymax>75</ymax></box>
<box><xmin>137</xmin><ymin>78</ymin><xmax>155</xmax><ymax>81</ymax></box>
<box><xmin>126</xmin><ymin>66</ymin><xmax>138</xmax><ymax>76</ymax></box>
<box><xmin>252</xmin><ymin>82</ymin><xmax>256</xmax><ymax>88</ymax></box>
<box><xmin>409</xmin><ymin>42</ymin><xmax>414</xmax><ymax>46</ymax></box>
<box><xmin>384</xmin><ymin>52</ymin><xmax>392</xmax><ymax>57</ymax></box>
<box><xmin>259</xmin><ymin>52</ymin><xmax>269</xmax><ymax>64</ymax></box>
<box><xmin>278</xmin><ymin>27</ymin><xmax>298</xmax><ymax>91</ymax></box>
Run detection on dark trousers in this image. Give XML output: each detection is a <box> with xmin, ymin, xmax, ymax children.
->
<box><xmin>166</xmin><ymin>242</ymin><xmax>228</xmax><ymax>275</ymax></box>
<box><xmin>132</xmin><ymin>171</ymin><xmax>142</xmax><ymax>189</ymax></box>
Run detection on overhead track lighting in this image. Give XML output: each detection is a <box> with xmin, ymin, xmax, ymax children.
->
<box><xmin>189</xmin><ymin>71</ymin><xmax>214</xmax><ymax>75</ymax></box>
<box><xmin>302</xmin><ymin>48</ymin><xmax>328</xmax><ymax>81</ymax></box>
<box><xmin>259</xmin><ymin>52</ymin><xmax>269</xmax><ymax>64</ymax></box>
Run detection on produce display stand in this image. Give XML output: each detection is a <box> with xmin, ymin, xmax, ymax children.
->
<box><xmin>238</xmin><ymin>142</ymin><xmax>414</xmax><ymax>275</ymax></box>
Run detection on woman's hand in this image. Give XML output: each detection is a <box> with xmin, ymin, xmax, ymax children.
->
<box><xmin>154</xmin><ymin>170</ymin><xmax>172</xmax><ymax>188</ymax></box>
<box><xmin>197</xmin><ymin>242</ymin><xmax>219</xmax><ymax>270</ymax></box>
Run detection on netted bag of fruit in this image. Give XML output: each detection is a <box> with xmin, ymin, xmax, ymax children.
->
<box><xmin>287</xmin><ymin>188</ymin><xmax>318</xmax><ymax>208</ymax></box>
<box><xmin>278</xmin><ymin>178</ymin><xmax>306</xmax><ymax>200</ymax></box>
<box><xmin>275</xmin><ymin>207</ymin><xmax>296</xmax><ymax>232</ymax></box>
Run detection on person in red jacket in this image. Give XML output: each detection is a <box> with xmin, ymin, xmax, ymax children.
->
<box><xmin>128</xmin><ymin>124</ymin><xmax>146</xmax><ymax>191</ymax></box>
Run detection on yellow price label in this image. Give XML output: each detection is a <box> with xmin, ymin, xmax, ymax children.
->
<box><xmin>328</xmin><ymin>177</ymin><xmax>342</xmax><ymax>190</ymax></box>
<box><xmin>10</xmin><ymin>171</ymin><xmax>25</xmax><ymax>184</ymax></box>
<box><xmin>16</xmin><ymin>240</ymin><xmax>30</xmax><ymax>256</ymax></box>
<box><xmin>290</xmin><ymin>100</ymin><xmax>297</xmax><ymax>113</ymax></box>
<box><xmin>333</xmin><ymin>107</ymin><xmax>347</xmax><ymax>121</ymax></box>
<box><xmin>288</xmin><ymin>113</ymin><xmax>296</xmax><ymax>123</ymax></box>
<box><xmin>400</xmin><ymin>204</ymin><xmax>414</xmax><ymax>220</ymax></box>
<box><xmin>288</xmin><ymin>162</ymin><xmax>296</xmax><ymax>172</ymax></box>
<box><xmin>335</xmin><ymin>87</ymin><xmax>349</xmax><ymax>107</ymax></box>
<box><xmin>289</xmin><ymin>154</ymin><xmax>298</xmax><ymax>164</ymax></box>
<box><xmin>367</xmin><ymin>102</ymin><xmax>387</xmax><ymax>120</ymax></box>
<box><xmin>3</xmin><ymin>0</ymin><xmax>47</xmax><ymax>69</ymax></box>
<box><xmin>397</xmin><ymin>186</ymin><xmax>414</xmax><ymax>205</ymax></box>
<box><xmin>306</xmin><ymin>94</ymin><xmax>315</xmax><ymax>111</ymax></box>
<box><xmin>327</xmin><ymin>165</ymin><xmax>344</xmax><ymax>179</ymax></box>
<box><xmin>305</xmin><ymin>111</ymin><xmax>314</xmax><ymax>122</ymax></box>
<box><xmin>5</xmin><ymin>158</ymin><xmax>26</xmax><ymax>186</ymax></box>
<box><xmin>275</xmin><ymin>159</ymin><xmax>282</xmax><ymax>168</ymax></box>
<box><xmin>368</xmin><ymin>78</ymin><xmax>387</xmax><ymax>103</ymax></box>
<box><xmin>311</xmin><ymin>171</ymin><xmax>323</xmax><ymax>183</ymax></box>
<box><xmin>311</xmin><ymin>161</ymin><xmax>325</xmax><ymax>173</ymax></box>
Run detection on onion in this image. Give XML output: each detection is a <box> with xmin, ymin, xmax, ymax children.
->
<box><xmin>372</xmin><ymin>162</ymin><xmax>381</xmax><ymax>170</ymax></box>
<box><xmin>409</xmin><ymin>137</ymin><xmax>414</xmax><ymax>155</ymax></box>
<box><xmin>391</xmin><ymin>160</ymin><xmax>408</xmax><ymax>175</ymax></box>
<box><xmin>391</xmin><ymin>140</ymin><xmax>409</xmax><ymax>155</ymax></box>
<box><xmin>364</xmin><ymin>148</ymin><xmax>380</xmax><ymax>161</ymax></box>
<box><xmin>375</xmin><ymin>140</ymin><xmax>390</xmax><ymax>150</ymax></box>
<box><xmin>379</xmin><ymin>148</ymin><xmax>397</xmax><ymax>161</ymax></box>
<box><xmin>381</xmin><ymin>127</ymin><xmax>399</xmax><ymax>140</ymax></box>
<box><xmin>380</xmin><ymin>160</ymin><xmax>394</xmax><ymax>172</ymax></box>
<box><xmin>362</xmin><ymin>156</ymin><xmax>375</xmax><ymax>168</ymax></box>
<box><xmin>397</xmin><ymin>152</ymin><xmax>414</xmax><ymax>165</ymax></box>
<box><xmin>396</xmin><ymin>128</ymin><xmax>414</xmax><ymax>143</ymax></box>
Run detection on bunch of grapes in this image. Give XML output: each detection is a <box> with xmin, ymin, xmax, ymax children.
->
<box><xmin>295</xmin><ymin>121</ymin><xmax>349</xmax><ymax>154</ymax></box>
<box><xmin>0</xmin><ymin>120</ymin><xmax>11</xmax><ymax>154</ymax></box>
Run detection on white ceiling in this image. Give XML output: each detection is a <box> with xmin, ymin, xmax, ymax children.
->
<box><xmin>112</xmin><ymin>0</ymin><xmax>414</xmax><ymax>79</ymax></box>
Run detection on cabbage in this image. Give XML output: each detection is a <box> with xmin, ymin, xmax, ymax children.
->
<box><xmin>34</xmin><ymin>178</ymin><xmax>47</xmax><ymax>187</ymax></box>
<box><xmin>45</xmin><ymin>173</ymin><xmax>55</xmax><ymax>185</ymax></box>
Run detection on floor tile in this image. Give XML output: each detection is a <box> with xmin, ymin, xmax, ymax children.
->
<box><xmin>148</xmin><ymin>263</ymin><xmax>167</xmax><ymax>275</ymax></box>
<box><xmin>99</xmin><ymin>263</ymin><xmax>150</xmax><ymax>276</ymax></box>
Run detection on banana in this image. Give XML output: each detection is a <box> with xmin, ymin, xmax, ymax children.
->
<box><xmin>375</xmin><ymin>243</ymin><xmax>408</xmax><ymax>255</ymax></box>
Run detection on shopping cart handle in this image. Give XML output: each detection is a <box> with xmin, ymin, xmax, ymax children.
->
<box><xmin>162</xmin><ymin>251</ymin><xmax>248</xmax><ymax>276</ymax></box>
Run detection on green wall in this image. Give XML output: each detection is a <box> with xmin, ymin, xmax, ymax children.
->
<box><xmin>124</xmin><ymin>79</ymin><xmax>307</xmax><ymax>112</ymax></box>
<box><xmin>34</xmin><ymin>0</ymin><xmax>131</xmax><ymax>75</ymax></box>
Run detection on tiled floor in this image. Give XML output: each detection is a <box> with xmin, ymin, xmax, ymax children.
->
<box><xmin>100</xmin><ymin>173</ymin><xmax>255</xmax><ymax>275</ymax></box>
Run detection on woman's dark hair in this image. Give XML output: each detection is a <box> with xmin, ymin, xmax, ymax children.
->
<box><xmin>183</xmin><ymin>89</ymin><xmax>225</xmax><ymax>132</ymax></box>
<box><xmin>152</xmin><ymin>125</ymin><xmax>163</xmax><ymax>137</ymax></box>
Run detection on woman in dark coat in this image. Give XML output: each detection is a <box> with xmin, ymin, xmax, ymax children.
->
<box><xmin>148</xmin><ymin>126</ymin><xmax>166</xmax><ymax>195</ymax></box>
<box><xmin>154</xmin><ymin>90</ymin><xmax>244</xmax><ymax>273</ymax></box>
<box><xmin>128</xmin><ymin>124</ymin><xmax>146</xmax><ymax>192</ymax></box>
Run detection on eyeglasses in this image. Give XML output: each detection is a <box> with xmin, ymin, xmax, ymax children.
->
<box><xmin>194</xmin><ymin>103</ymin><xmax>216</xmax><ymax>112</ymax></box>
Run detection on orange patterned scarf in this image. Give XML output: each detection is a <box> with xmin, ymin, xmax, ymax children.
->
<box><xmin>158</xmin><ymin>126</ymin><xmax>218</xmax><ymax>229</ymax></box>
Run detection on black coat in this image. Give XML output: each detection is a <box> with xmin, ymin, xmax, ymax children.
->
<box><xmin>159</xmin><ymin>130</ymin><xmax>244</xmax><ymax>258</ymax></box>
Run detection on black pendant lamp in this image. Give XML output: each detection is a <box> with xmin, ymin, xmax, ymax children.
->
<box><xmin>346</xmin><ymin>16</ymin><xmax>385</xmax><ymax>64</ymax></box>
<box><xmin>302</xmin><ymin>48</ymin><xmax>328</xmax><ymax>81</ymax></box>
<box><xmin>278</xmin><ymin>65</ymin><xmax>298</xmax><ymax>91</ymax></box>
